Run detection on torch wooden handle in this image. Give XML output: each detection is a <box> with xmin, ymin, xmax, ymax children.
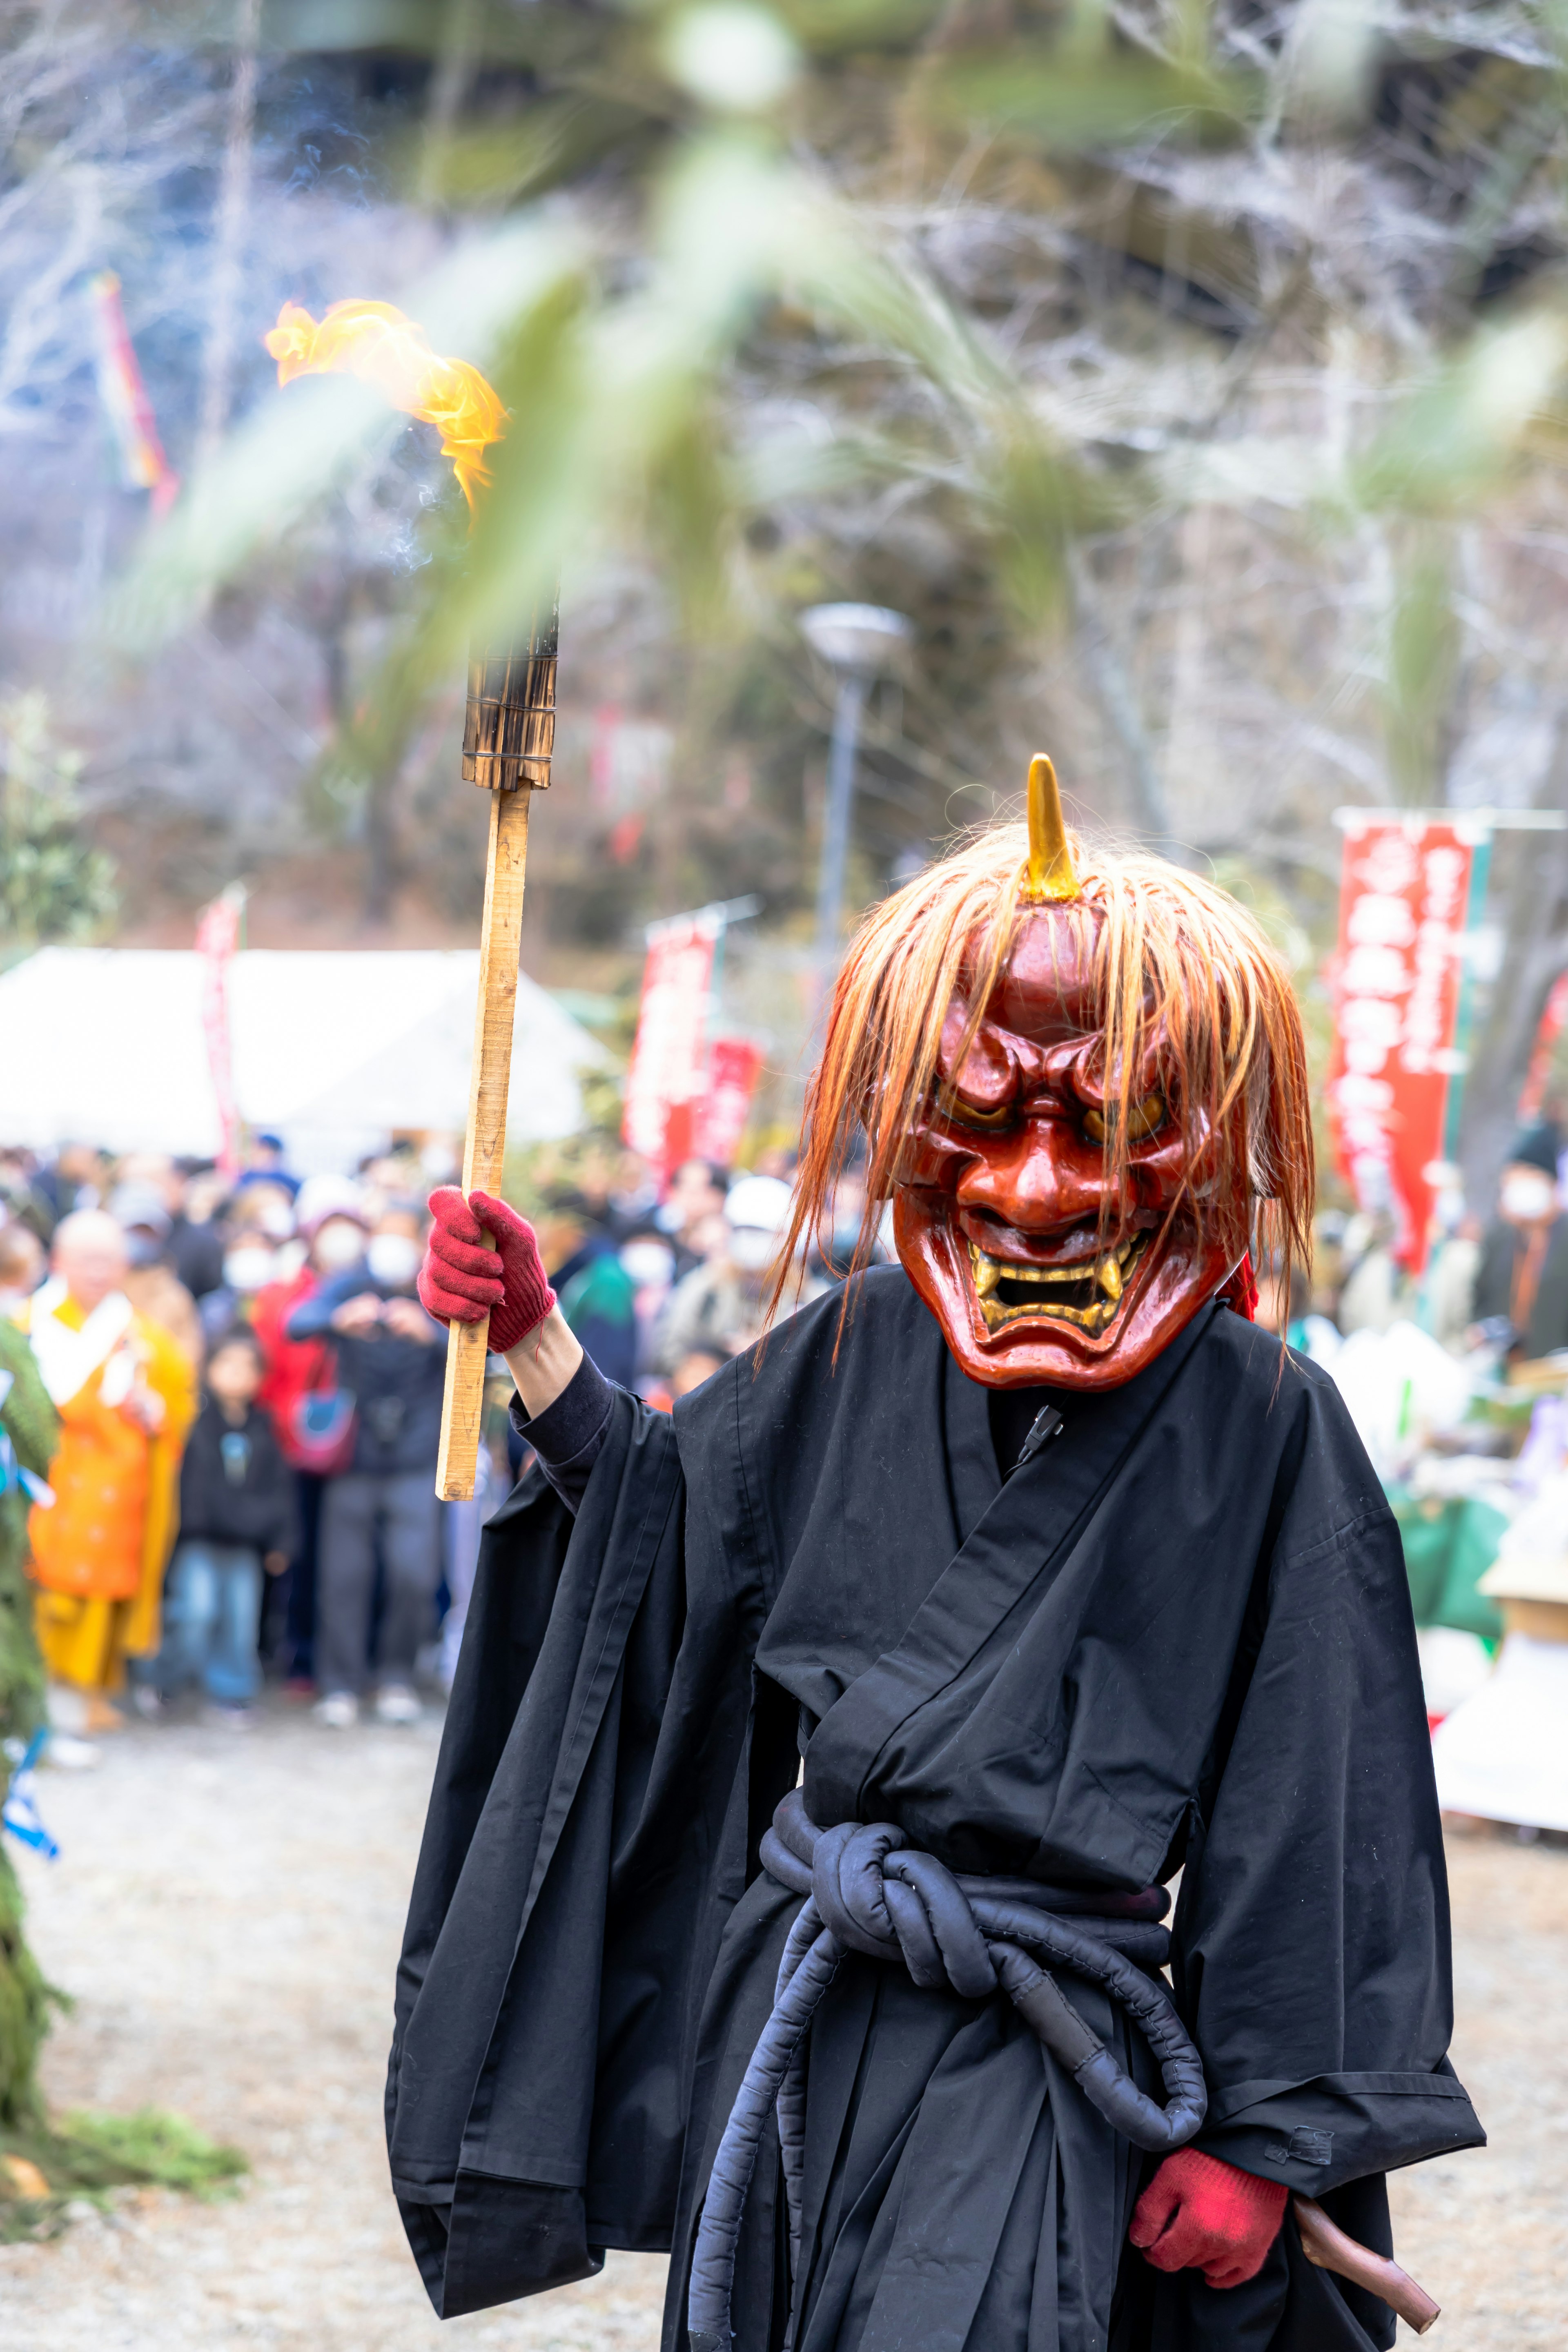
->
<box><xmin>1292</xmin><ymin>2196</ymin><xmax>1440</xmax><ymax>2335</ymax></box>
<box><xmin>435</xmin><ymin>785</ymin><xmax>532</xmax><ymax>1501</ymax></box>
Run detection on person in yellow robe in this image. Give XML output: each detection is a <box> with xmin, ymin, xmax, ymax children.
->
<box><xmin>15</xmin><ymin>1209</ymin><xmax>196</xmax><ymax>1731</ymax></box>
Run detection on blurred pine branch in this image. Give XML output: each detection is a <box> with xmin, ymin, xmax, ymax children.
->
<box><xmin>2</xmin><ymin>0</ymin><xmax>1566</xmax><ymax>1189</ymax></box>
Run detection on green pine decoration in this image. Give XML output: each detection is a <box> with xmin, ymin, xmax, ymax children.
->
<box><xmin>0</xmin><ymin>1320</ymin><xmax>57</xmax><ymax>2134</ymax></box>
<box><xmin>0</xmin><ymin>1322</ymin><xmax>247</xmax><ymax>2230</ymax></box>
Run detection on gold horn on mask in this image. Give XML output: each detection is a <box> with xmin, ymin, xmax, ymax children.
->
<box><xmin>1022</xmin><ymin>753</ymin><xmax>1080</xmax><ymax>903</ymax></box>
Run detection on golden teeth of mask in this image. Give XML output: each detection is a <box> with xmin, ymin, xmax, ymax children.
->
<box><xmin>966</xmin><ymin>1235</ymin><xmax>1145</xmax><ymax>1334</ymax></box>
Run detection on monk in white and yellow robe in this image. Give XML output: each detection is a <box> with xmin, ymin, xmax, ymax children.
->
<box><xmin>16</xmin><ymin>1211</ymin><xmax>195</xmax><ymax>1724</ymax></box>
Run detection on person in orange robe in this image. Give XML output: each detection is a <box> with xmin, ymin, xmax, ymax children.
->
<box><xmin>16</xmin><ymin>1209</ymin><xmax>196</xmax><ymax>1731</ymax></box>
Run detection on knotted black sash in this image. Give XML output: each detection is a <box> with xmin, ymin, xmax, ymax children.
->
<box><xmin>687</xmin><ymin>1790</ymin><xmax>1206</xmax><ymax>2352</ymax></box>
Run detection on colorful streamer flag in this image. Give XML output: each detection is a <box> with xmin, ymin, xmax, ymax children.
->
<box><xmin>1327</xmin><ymin>817</ymin><xmax>1477</xmax><ymax>1274</ymax></box>
<box><xmin>195</xmin><ymin>884</ymin><xmax>246</xmax><ymax>1178</ymax></box>
<box><xmin>89</xmin><ymin>271</ymin><xmax>178</xmax><ymax>512</ymax></box>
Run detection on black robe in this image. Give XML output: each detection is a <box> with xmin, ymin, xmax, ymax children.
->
<box><xmin>388</xmin><ymin>1267</ymin><xmax>1482</xmax><ymax>2352</ymax></box>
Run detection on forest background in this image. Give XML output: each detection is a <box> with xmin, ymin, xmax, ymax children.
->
<box><xmin>4</xmin><ymin>0</ymin><xmax>1568</xmax><ymax>1203</ymax></box>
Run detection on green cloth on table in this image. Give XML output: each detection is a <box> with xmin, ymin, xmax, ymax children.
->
<box><xmin>1387</xmin><ymin>1485</ymin><xmax>1506</xmax><ymax>1641</ymax></box>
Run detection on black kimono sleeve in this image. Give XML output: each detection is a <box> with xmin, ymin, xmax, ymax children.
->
<box><xmin>1173</xmin><ymin>1372</ymin><xmax>1483</xmax><ymax>2196</ymax></box>
<box><xmin>386</xmin><ymin>1384</ymin><xmax>766</xmax><ymax>2319</ymax></box>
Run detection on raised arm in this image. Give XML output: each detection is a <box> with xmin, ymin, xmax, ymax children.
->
<box><xmin>419</xmin><ymin>1186</ymin><xmax>582</xmax><ymax>1410</ymax></box>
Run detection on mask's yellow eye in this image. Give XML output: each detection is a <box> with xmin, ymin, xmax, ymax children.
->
<box><xmin>938</xmin><ymin>1089</ymin><xmax>1016</xmax><ymax>1133</ymax></box>
<box><xmin>1083</xmin><ymin>1092</ymin><xmax>1165</xmax><ymax>1145</ymax></box>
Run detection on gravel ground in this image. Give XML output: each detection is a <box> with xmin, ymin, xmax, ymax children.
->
<box><xmin>0</xmin><ymin>1705</ymin><xmax>1562</xmax><ymax>2349</ymax></box>
<box><xmin>0</xmin><ymin>1706</ymin><xmax>667</xmax><ymax>2352</ymax></box>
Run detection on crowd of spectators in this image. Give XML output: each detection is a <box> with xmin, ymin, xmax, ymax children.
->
<box><xmin>0</xmin><ymin>1131</ymin><xmax>864</xmax><ymax>1752</ymax></box>
<box><xmin>1258</xmin><ymin>1113</ymin><xmax>1568</xmax><ymax>1371</ymax></box>
<box><xmin>14</xmin><ymin>1101</ymin><xmax>1556</xmax><ymax>1757</ymax></box>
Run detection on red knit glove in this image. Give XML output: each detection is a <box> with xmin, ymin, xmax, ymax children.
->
<box><xmin>418</xmin><ymin>1187</ymin><xmax>556</xmax><ymax>1354</ymax></box>
<box><xmin>1129</xmin><ymin>2149</ymin><xmax>1287</xmax><ymax>2290</ymax></box>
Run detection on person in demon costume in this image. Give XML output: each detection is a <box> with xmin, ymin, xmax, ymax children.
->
<box><xmin>391</xmin><ymin>762</ymin><xmax>1480</xmax><ymax>2352</ymax></box>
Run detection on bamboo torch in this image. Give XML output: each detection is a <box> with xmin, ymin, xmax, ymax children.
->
<box><xmin>434</xmin><ymin>614</ymin><xmax>558</xmax><ymax>1499</ymax></box>
<box><xmin>261</xmin><ymin>299</ymin><xmax>556</xmax><ymax>1500</ymax></box>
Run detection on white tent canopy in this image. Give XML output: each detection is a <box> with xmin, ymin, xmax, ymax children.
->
<box><xmin>0</xmin><ymin>949</ymin><xmax>610</xmax><ymax>1172</ymax></box>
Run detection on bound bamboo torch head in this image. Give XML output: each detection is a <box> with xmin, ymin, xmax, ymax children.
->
<box><xmin>463</xmin><ymin>605</ymin><xmax>559</xmax><ymax>793</ymax></box>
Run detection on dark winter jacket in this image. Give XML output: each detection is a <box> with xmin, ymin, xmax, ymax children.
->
<box><xmin>287</xmin><ymin>1267</ymin><xmax>445</xmax><ymax>1477</ymax></box>
<box><xmin>1473</xmin><ymin>1212</ymin><xmax>1568</xmax><ymax>1357</ymax></box>
<box><xmin>169</xmin><ymin>1215</ymin><xmax>226</xmax><ymax>1302</ymax></box>
<box><xmin>178</xmin><ymin>1398</ymin><xmax>299</xmax><ymax>1558</ymax></box>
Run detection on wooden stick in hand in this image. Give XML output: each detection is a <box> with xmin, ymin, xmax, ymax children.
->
<box><xmin>1293</xmin><ymin>2195</ymin><xmax>1440</xmax><ymax>2335</ymax></box>
<box><xmin>435</xmin><ymin>784</ymin><xmax>531</xmax><ymax>1501</ymax></box>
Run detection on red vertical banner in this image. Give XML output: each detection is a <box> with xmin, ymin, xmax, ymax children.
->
<box><xmin>1327</xmin><ymin>821</ymin><xmax>1474</xmax><ymax>1274</ymax></box>
<box><xmin>695</xmin><ymin>1036</ymin><xmax>763</xmax><ymax>1167</ymax></box>
<box><xmin>1518</xmin><ymin>972</ymin><xmax>1568</xmax><ymax>1123</ymax></box>
<box><xmin>195</xmin><ymin>885</ymin><xmax>245</xmax><ymax>1177</ymax></box>
<box><xmin>623</xmin><ymin>911</ymin><xmax>721</xmax><ymax>1180</ymax></box>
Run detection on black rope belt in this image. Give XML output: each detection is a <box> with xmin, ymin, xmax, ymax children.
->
<box><xmin>688</xmin><ymin>1789</ymin><xmax>1207</xmax><ymax>2352</ymax></box>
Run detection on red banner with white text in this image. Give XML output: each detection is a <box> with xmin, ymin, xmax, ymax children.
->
<box><xmin>623</xmin><ymin>912</ymin><xmax>721</xmax><ymax>1180</ymax></box>
<box><xmin>1327</xmin><ymin>820</ymin><xmax>1474</xmax><ymax>1274</ymax></box>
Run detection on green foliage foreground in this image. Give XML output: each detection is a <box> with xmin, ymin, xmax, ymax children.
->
<box><xmin>0</xmin><ymin>1846</ymin><xmax>59</xmax><ymax>2136</ymax></box>
<box><xmin>0</xmin><ymin>1329</ymin><xmax>247</xmax><ymax>2240</ymax></box>
<box><xmin>0</xmin><ymin>1811</ymin><xmax>248</xmax><ymax>2242</ymax></box>
<box><xmin>0</xmin><ymin>2105</ymin><xmax>248</xmax><ymax>2241</ymax></box>
<box><xmin>0</xmin><ymin>693</ymin><xmax>118</xmax><ymax>954</ymax></box>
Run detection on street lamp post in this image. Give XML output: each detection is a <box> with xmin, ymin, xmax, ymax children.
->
<box><xmin>800</xmin><ymin>601</ymin><xmax>913</xmax><ymax>1022</ymax></box>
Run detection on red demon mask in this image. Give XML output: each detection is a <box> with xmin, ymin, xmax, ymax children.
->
<box><xmin>785</xmin><ymin>757</ymin><xmax>1305</xmax><ymax>1396</ymax></box>
<box><xmin>893</xmin><ymin>900</ymin><xmax>1238</xmax><ymax>1389</ymax></box>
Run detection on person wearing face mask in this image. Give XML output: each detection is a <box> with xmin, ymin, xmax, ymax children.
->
<box><xmin>285</xmin><ymin>1202</ymin><xmax>444</xmax><ymax>1728</ymax></box>
<box><xmin>1473</xmin><ymin>1125</ymin><xmax>1568</xmax><ymax>1361</ymax></box>
<box><xmin>198</xmin><ymin>1184</ymin><xmax>301</xmax><ymax>1347</ymax></box>
<box><xmin>251</xmin><ymin>1178</ymin><xmax>370</xmax><ymax>1690</ymax></box>
<box><xmin>109</xmin><ymin>1183</ymin><xmax>204</xmax><ymax>1374</ymax></box>
<box><xmin>653</xmin><ymin>1174</ymin><xmax>795</xmax><ymax>1374</ymax></box>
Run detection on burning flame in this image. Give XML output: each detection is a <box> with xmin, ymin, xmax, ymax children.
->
<box><xmin>264</xmin><ymin>298</ymin><xmax>505</xmax><ymax>508</ymax></box>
